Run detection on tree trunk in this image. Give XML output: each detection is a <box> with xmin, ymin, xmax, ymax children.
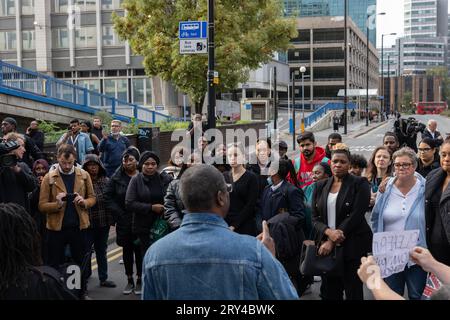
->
<box><xmin>194</xmin><ymin>95</ymin><xmax>206</xmax><ymax>114</ymax></box>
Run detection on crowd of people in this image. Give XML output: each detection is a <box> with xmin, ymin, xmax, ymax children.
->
<box><xmin>1</xmin><ymin>113</ymin><xmax>450</xmax><ymax>301</ymax></box>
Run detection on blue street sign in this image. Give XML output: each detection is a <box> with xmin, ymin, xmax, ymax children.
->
<box><xmin>179</xmin><ymin>21</ymin><xmax>207</xmax><ymax>39</ymax></box>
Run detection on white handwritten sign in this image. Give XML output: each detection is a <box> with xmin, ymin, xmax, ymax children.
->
<box><xmin>372</xmin><ymin>230</ymin><xmax>419</xmax><ymax>278</ymax></box>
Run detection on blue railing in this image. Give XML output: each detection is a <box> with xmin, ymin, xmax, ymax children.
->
<box><xmin>304</xmin><ymin>102</ymin><xmax>357</xmax><ymax>127</ymax></box>
<box><xmin>0</xmin><ymin>60</ymin><xmax>173</xmax><ymax>123</ymax></box>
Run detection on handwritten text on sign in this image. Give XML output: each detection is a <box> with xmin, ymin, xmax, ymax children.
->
<box><xmin>372</xmin><ymin>230</ymin><xmax>419</xmax><ymax>278</ymax></box>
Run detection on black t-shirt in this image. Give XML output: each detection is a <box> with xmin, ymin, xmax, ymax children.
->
<box><xmin>61</xmin><ymin>172</ymin><xmax>79</xmax><ymax>229</ymax></box>
<box><xmin>1</xmin><ymin>266</ymin><xmax>77</xmax><ymax>300</ymax></box>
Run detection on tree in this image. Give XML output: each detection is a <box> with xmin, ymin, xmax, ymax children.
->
<box><xmin>113</xmin><ymin>0</ymin><xmax>297</xmax><ymax>113</ymax></box>
<box><xmin>426</xmin><ymin>66</ymin><xmax>450</xmax><ymax>104</ymax></box>
<box><xmin>402</xmin><ymin>91</ymin><xmax>413</xmax><ymax>113</ymax></box>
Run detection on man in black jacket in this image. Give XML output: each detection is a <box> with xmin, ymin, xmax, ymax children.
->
<box><xmin>25</xmin><ymin>120</ymin><xmax>45</xmax><ymax>151</ymax></box>
<box><xmin>1</xmin><ymin>117</ymin><xmax>43</xmax><ymax>168</ymax></box>
<box><xmin>422</xmin><ymin>119</ymin><xmax>444</xmax><ymax>147</ymax></box>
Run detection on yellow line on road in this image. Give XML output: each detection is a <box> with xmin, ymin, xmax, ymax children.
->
<box><xmin>92</xmin><ymin>249</ymin><xmax>123</xmax><ymax>271</ymax></box>
<box><xmin>91</xmin><ymin>246</ymin><xmax>122</xmax><ymax>264</ymax></box>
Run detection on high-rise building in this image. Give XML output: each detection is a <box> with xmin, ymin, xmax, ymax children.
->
<box><xmin>404</xmin><ymin>0</ymin><xmax>448</xmax><ymax>38</ymax></box>
<box><xmin>0</xmin><ymin>0</ymin><xmax>183</xmax><ymax>116</ymax></box>
<box><xmin>283</xmin><ymin>0</ymin><xmax>377</xmax><ymax>46</ymax></box>
<box><xmin>282</xmin><ymin>16</ymin><xmax>379</xmax><ymax>109</ymax></box>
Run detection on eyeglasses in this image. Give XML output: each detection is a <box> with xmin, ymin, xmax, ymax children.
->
<box><xmin>394</xmin><ymin>163</ymin><xmax>413</xmax><ymax>169</ymax></box>
<box><xmin>418</xmin><ymin>148</ymin><xmax>432</xmax><ymax>152</ymax></box>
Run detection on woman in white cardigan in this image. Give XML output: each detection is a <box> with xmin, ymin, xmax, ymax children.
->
<box><xmin>371</xmin><ymin>147</ymin><xmax>427</xmax><ymax>300</ymax></box>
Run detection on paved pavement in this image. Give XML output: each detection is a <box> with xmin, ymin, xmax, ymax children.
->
<box><xmin>87</xmin><ymin>113</ymin><xmax>450</xmax><ymax>300</ymax></box>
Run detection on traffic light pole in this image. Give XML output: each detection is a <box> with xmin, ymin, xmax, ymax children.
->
<box><xmin>207</xmin><ymin>0</ymin><xmax>216</xmax><ymax>129</ymax></box>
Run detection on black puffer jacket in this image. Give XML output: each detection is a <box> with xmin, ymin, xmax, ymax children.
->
<box><xmin>104</xmin><ymin>167</ymin><xmax>133</xmax><ymax>246</ymax></box>
<box><xmin>164</xmin><ymin>179</ymin><xmax>184</xmax><ymax>230</ymax></box>
<box><xmin>125</xmin><ymin>171</ymin><xmax>172</xmax><ymax>235</ymax></box>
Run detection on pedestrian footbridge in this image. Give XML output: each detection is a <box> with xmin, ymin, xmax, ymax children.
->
<box><xmin>0</xmin><ymin>60</ymin><xmax>173</xmax><ymax>124</ymax></box>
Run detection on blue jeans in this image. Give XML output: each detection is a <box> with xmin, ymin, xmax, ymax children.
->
<box><xmin>384</xmin><ymin>265</ymin><xmax>427</xmax><ymax>300</ymax></box>
<box><xmin>86</xmin><ymin>226</ymin><xmax>110</xmax><ymax>282</ymax></box>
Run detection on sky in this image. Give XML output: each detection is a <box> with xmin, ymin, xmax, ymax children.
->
<box><xmin>376</xmin><ymin>0</ymin><xmax>450</xmax><ymax>48</ymax></box>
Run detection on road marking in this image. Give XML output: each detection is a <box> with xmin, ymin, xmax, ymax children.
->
<box><xmin>92</xmin><ymin>251</ymin><xmax>123</xmax><ymax>271</ymax></box>
<box><xmin>91</xmin><ymin>246</ymin><xmax>122</xmax><ymax>264</ymax></box>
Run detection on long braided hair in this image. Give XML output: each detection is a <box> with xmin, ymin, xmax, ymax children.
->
<box><xmin>0</xmin><ymin>203</ymin><xmax>42</xmax><ymax>296</ymax></box>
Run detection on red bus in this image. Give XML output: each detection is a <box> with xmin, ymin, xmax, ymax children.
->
<box><xmin>415</xmin><ymin>101</ymin><xmax>448</xmax><ymax>115</ymax></box>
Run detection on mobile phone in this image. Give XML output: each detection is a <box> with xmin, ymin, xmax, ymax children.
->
<box><xmin>62</xmin><ymin>193</ymin><xmax>76</xmax><ymax>202</ymax></box>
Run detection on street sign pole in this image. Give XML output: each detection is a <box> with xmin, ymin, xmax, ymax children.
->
<box><xmin>207</xmin><ymin>0</ymin><xmax>216</xmax><ymax>129</ymax></box>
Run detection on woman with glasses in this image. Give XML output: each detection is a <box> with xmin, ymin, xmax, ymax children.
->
<box><xmin>224</xmin><ymin>144</ymin><xmax>259</xmax><ymax>236</ymax></box>
<box><xmin>425</xmin><ymin>138</ymin><xmax>450</xmax><ymax>266</ymax></box>
<box><xmin>416</xmin><ymin>138</ymin><xmax>440</xmax><ymax>178</ymax></box>
<box><xmin>371</xmin><ymin>147</ymin><xmax>427</xmax><ymax>300</ymax></box>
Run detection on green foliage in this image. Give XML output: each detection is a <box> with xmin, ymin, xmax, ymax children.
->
<box><xmin>401</xmin><ymin>91</ymin><xmax>414</xmax><ymax>113</ymax></box>
<box><xmin>157</xmin><ymin>120</ymin><xmax>190</xmax><ymax>132</ymax></box>
<box><xmin>113</xmin><ymin>0</ymin><xmax>297</xmax><ymax>110</ymax></box>
<box><xmin>37</xmin><ymin>120</ymin><xmax>64</xmax><ymax>144</ymax></box>
<box><xmin>426</xmin><ymin>66</ymin><xmax>449</xmax><ymax>104</ymax></box>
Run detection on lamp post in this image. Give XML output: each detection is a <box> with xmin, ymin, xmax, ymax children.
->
<box><xmin>366</xmin><ymin>12</ymin><xmax>385</xmax><ymax>126</ymax></box>
<box><xmin>387</xmin><ymin>54</ymin><xmax>391</xmax><ymax>115</ymax></box>
<box><xmin>300</xmin><ymin>66</ymin><xmax>306</xmax><ymax>133</ymax></box>
<box><xmin>344</xmin><ymin>0</ymin><xmax>348</xmax><ymax>134</ymax></box>
<box><xmin>381</xmin><ymin>32</ymin><xmax>396</xmax><ymax>121</ymax></box>
<box><xmin>292</xmin><ymin>71</ymin><xmax>296</xmax><ymax>151</ymax></box>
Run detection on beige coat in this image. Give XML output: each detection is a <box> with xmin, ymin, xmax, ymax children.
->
<box><xmin>39</xmin><ymin>167</ymin><xmax>96</xmax><ymax>231</ymax></box>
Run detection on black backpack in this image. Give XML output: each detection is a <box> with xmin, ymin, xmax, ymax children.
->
<box><xmin>268</xmin><ymin>213</ymin><xmax>303</xmax><ymax>260</ymax></box>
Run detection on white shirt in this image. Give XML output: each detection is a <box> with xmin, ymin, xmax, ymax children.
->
<box><xmin>383</xmin><ymin>179</ymin><xmax>421</xmax><ymax>232</ymax></box>
<box><xmin>327</xmin><ymin>192</ymin><xmax>338</xmax><ymax>230</ymax></box>
<box><xmin>271</xmin><ymin>181</ymin><xmax>283</xmax><ymax>192</ymax></box>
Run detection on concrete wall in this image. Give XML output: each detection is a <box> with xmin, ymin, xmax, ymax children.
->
<box><xmin>0</xmin><ymin>92</ymin><xmax>93</xmax><ymax>125</ymax></box>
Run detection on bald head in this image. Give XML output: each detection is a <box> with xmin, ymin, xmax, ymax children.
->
<box><xmin>179</xmin><ymin>164</ymin><xmax>229</xmax><ymax>216</ymax></box>
<box><xmin>428</xmin><ymin>120</ymin><xmax>437</xmax><ymax>132</ymax></box>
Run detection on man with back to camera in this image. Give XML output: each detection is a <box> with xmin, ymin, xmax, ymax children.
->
<box><xmin>142</xmin><ymin>164</ymin><xmax>299</xmax><ymax>300</ymax></box>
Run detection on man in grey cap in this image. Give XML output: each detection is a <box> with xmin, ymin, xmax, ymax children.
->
<box><xmin>1</xmin><ymin>117</ymin><xmax>43</xmax><ymax>168</ymax></box>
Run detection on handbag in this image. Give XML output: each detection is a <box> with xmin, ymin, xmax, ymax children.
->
<box><xmin>299</xmin><ymin>228</ymin><xmax>344</xmax><ymax>277</ymax></box>
<box><xmin>149</xmin><ymin>216</ymin><xmax>170</xmax><ymax>242</ymax></box>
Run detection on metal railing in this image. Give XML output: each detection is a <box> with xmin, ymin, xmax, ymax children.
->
<box><xmin>304</xmin><ymin>102</ymin><xmax>357</xmax><ymax>128</ymax></box>
<box><xmin>0</xmin><ymin>60</ymin><xmax>174</xmax><ymax>123</ymax></box>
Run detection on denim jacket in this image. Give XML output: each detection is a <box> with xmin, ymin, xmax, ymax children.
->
<box><xmin>57</xmin><ymin>132</ymin><xmax>94</xmax><ymax>164</ymax></box>
<box><xmin>142</xmin><ymin>213</ymin><xmax>299</xmax><ymax>300</ymax></box>
<box><xmin>371</xmin><ymin>172</ymin><xmax>427</xmax><ymax>266</ymax></box>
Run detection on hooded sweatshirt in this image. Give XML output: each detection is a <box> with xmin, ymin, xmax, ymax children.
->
<box><xmin>289</xmin><ymin>146</ymin><xmax>329</xmax><ymax>188</ymax></box>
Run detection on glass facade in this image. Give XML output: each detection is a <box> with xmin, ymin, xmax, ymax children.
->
<box><xmin>22</xmin><ymin>0</ymin><xmax>34</xmax><ymax>15</ymax></box>
<box><xmin>283</xmin><ymin>0</ymin><xmax>377</xmax><ymax>46</ymax></box>
<box><xmin>102</xmin><ymin>25</ymin><xmax>124</xmax><ymax>46</ymax></box>
<box><xmin>0</xmin><ymin>0</ymin><xmax>15</xmax><ymax>16</ymax></box>
<box><xmin>52</xmin><ymin>28</ymin><xmax>69</xmax><ymax>48</ymax></box>
<box><xmin>22</xmin><ymin>30</ymin><xmax>35</xmax><ymax>50</ymax></box>
<box><xmin>0</xmin><ymin>31</ymin><xmax>16</xmax><ymax>51</ymax></box>
<box><xmin>54</xmin><ymin>0</ymin><xmax>68</xmax><ymax>13</ymax></box>
<box><xmin>102</xmin><ymin>0</ymin><xmax>123</xmax><ymax>10</ymax></box>
<box><xmin>75</xmin><ymin>26</ymin><xmax>97</xmax><ymax>48</ymax></box>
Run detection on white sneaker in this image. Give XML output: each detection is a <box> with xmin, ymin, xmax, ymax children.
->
<box><xmin>134</xmin><ymin>280</ymin><xmax>142</xmax><ymax>295</ymax></box>
<box><xmin>123</xmin><ymin>282</ymin><xmax>134</xmax><ymax>295</ymax></box>
<box><xmin>119</xmin><ymin>259</ymin><xmax>124</xmax><ymax>264</ymax></box>
<box><xmin>314</xmin><ymin>276</ymin><xmax>322</xmax><ymax>282</ymax></box>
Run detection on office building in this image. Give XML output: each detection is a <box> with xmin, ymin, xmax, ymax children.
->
<box><xmin>283</xmin><ymin>0</ymin><xmax>377</xmax><ymax>46</ymax></box>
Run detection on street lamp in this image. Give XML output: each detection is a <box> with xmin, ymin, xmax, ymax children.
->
<box><xmin>300</xmin><ymin>66</ymin><xmax>306</xmax><ymax>133</ymax></box>
<box><xmin>381</xmin><ymin>32</ymin><xmax>396</xmax><ymax>121</ymax></box>
<box><xmin>366</xmin><ymin>12</ymin><xmax>385</xmax><ymax>126</ymax></box>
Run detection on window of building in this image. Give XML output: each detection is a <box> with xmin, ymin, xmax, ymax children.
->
<box><xmin>0</xmin><ymin>31</ymin><xmax>16</xmax><ymax>51</ymax></box>
<box><xmin>74</xmin><ymin>0</ymin><xmax>96</xmax><ymax>11</ymax></box>
<box><xmin>102</xmin><ymin>25</ymin><xmax>123</xmax><ymax>46</ymax></box>
<box><xmin>22</xmin><ymin>0</ymin><xmax>34</xmax><ymax>15</ymax></box>
<box><xmin>104</xmin><ymin>78</ymin><xmax>128</xmax><ymax>102</ymax></box>
<box><xmin>77</xmin><ymin>79</ymin><xmax>101</xmax><ymax>106</ymax></box>
<box><xmin>0</xmin><ymin>0</ymin><xmax>15</xmax><ymax>16</ymax></box>
<box><xmin>132</xmin><ymin>78</ymin><xmax>152</xmax><ymax>106</ymax></box>
<box><xmin>22</xmin><ymin>30</ymin><xmax>35</xmax><ymax>50</ymax></box>
<box><xmin>52</xmin><ymin>28</ymin><xmax>69</xmax><ymax>48</ymax></box>
<box><xmin>75</xmin><ymin>26</ymin><xmax>97</xmax><ymax>48</ymax></box>
<box><xmin>102</xmin><ymin>0</ymin><xmax>123</xmax><ymax>10</ymax></box>
<box><xmin>54</xmin><ymin>0</ymin><xmax>68</xmax><ymax>13</ymax></box>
